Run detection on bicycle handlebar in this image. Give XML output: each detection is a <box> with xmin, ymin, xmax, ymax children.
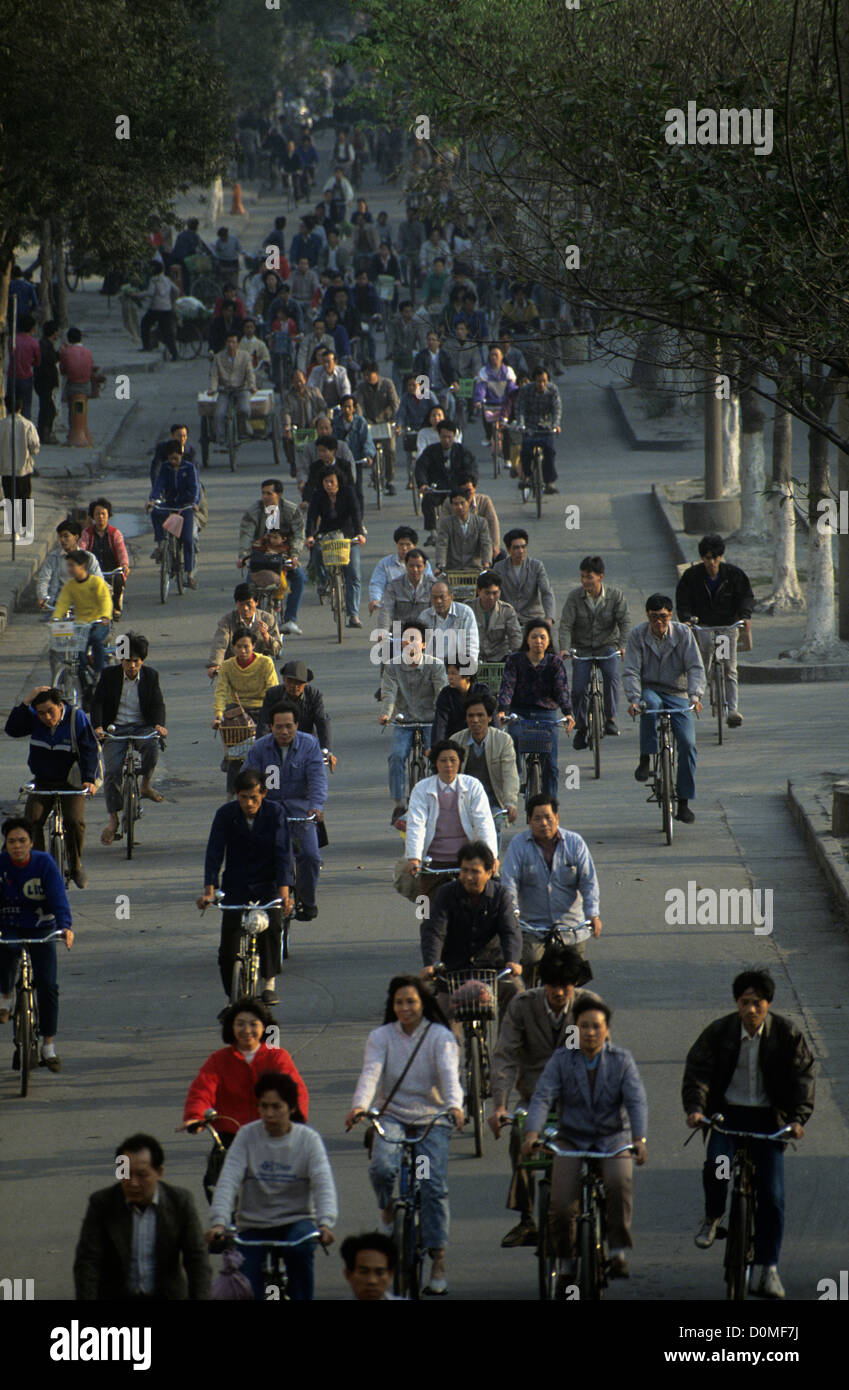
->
<box><xmin>699</xmin><ymin>1113</ymin><xmax>793</xmax><ymax>1142</ymax></box>
<box><xmin>518</xmin><ymin>918</ymin><xmax>593</xmax><ymax>941</ymax></box>
<box><xmin>104</xmin><ymin>727</ymin><xmax>164</xmax><ymax>742</ymax></box>
<box><xmin>637</xmin><ymin>702</ymin><xmax>699</xmax><ymax>714</ymax></box>
<box><xmin>392</xmin><ymin>716</ymin><xmax>430</xmax><ymax>728</ymax></box>
<box><xmin>210</xmin><ymin>892</ymin><xmax>283</xmax><ymax>911</ymax></box>
<box><xmin>0</xmin><ymin>929</ymin><xmax>68</xmax><ymax>946</ymax></box>
<box><xmin>21</xmin><ymin>783</ymin><xmax>91</xmax><ymax>797</ymax></box>
<box><xmin>430</xmin><ymin>962</ymin><xmax>515</xmax><ymax>981</ymax></box>
<box><xmin>360</xmin><ymin>1106</ymin><xmax>457</xmax><ymax>1142</ymax></box>
<box><xmin>504</xmin><ymin>712</ymin><xmax>572</xmax><ymax>725</ymax></box>
<box><xmin>539</xmin><ymin>1140</ymin><xmax>637</xmax><ymax>1159</ymax></box>
<box><xmin>567</xmin><ymin>649</ymin><xmax>619</xmax><ymax>660</ymax></box>
<box><xmin>686</xmin><ymin>619</ymin><xmax>747</xmax><ymax>631</ymax></box>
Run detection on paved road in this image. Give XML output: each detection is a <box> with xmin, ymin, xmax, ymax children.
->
<box><xmin>1</xmin><ymin>171</ymin><xmax>847</xmax><ymax>1306</ymax></box>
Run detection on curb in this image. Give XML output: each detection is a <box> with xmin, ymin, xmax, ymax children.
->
<box><xmin>786</xmin><ymin>780</ymin><xmax>849</xmax><ymax>925</ymax></box>
<box><xmin>650</xmin><ymin>483</ymin><xmax>688</xmax><ymax>566</ymax></box>
<box><xmin>605</xmin><ymin>384</ymin><xmax>694</xmax><ymax>451</ymax></box>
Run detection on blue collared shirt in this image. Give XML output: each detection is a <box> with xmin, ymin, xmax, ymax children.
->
<box><xmin>500</xmin><ymin>828</ymin><xmax>599</xmax><ymax>928</ymax></box>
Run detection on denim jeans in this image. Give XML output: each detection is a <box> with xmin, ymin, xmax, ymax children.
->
<box><xmin>237</xmin><ymin>1220</ymin><xmax>318</xmax><ymax>1300</ymax></box>
<box><xmin>283</xmin><ymin>564</ymin><xmax>306</xmax><ymax>622</ymax></box>
<box><xmin>571</xmin><ymin>655</ymin><xmax>620</xmax><ymax>727</ymax></box>
<box><xmin>638</xmin><ymin>689</ymin><xmax>697</xmax><ymax>800</ymax></box>
<box><xmin>368</xmin><ymin>1118</ymin><xmax>451</xmax><ymax>1251</ymax></box>
<box><xmin>0</xmin><ymin>930</ymin><xmax>59</xmax><ymax>1036</ymax></box>
<box><xmin>87</xmin><ymin>621</ymin><xmax>111</xmax><ymax>675</ymax></box>
<box><xmin>313</xmin><ymin>543</ymin><xmax>361</xmax><ymax>619</ymax></box>
<box><xmin>102</xmin><ymin>724</ymin><xmax>160</xmax><ymax>813</ymax></box>
<box><xmin>388</xmin><ymin>726</ymin><xmax>415</xmax><ymax>802</ymax></box>
<box><xmin>509</xmin><ymin>706</ymin><xmax>560</xmax><ymax>800</ymax></box>
<box><xmin>703</xmin><ymin>1106</ymin><xmax>785</xmax><ymax>1266</ymax></box>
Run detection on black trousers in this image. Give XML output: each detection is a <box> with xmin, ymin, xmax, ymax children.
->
<box><xmin>37</xmin><ymin>386</ymin><xmax>57</xmax><ymax>439</ymax></box>
<box><xmin>141</xmin><ymin>309</ymin><xmax>178</xmax><ymax>359</ymax></box>
<box><xmin>2</xmin><ymin>473</ymin><xmax>32</xmax><ymax>504</ymax></box>
<box><xmin>218</xmin><ymin>907</ymin><xmax>283</xmax><ymax>994</ymax></box>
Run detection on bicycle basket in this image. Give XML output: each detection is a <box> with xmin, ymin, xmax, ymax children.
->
<box><xmin>319</xmin><ymin>537</ymin><xmax>351</xmax><ymax>566</ymax></box>
<box><xmin>443</xmin><ymin>570</ymin><xmax>478</xmax><ymax>600</ymax></box>
<box><xmin>377</xmin><ymin>274</ymin><xmax>395</xmax><ymax>299</ymax></box>
<box><xmin>444</xmin><ymin>968</ymin><xmax>498</xmax><ymax>1021</ymax></box>
<box><xmin>515</xmin><ymin>719</ymin><xmax>555</xmax><ymax>754</ymax></box>
<box><xmin>476</xmin><ymin>661</ymin><xmax>505</xmax><ymax>692</ymax></box>
<box><xmin>456</xmin><ymin>377</ymin><xmax>476</xmax><ymax>399</ymax></box>
<box><xmin>49</xmin><ymin>620</ymin><xmax>90</xmax><ymax>653</ymax></box>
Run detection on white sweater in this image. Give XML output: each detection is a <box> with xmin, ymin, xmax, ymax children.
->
<box><xmin>210</xmin><ymin>1121</ymin><xmax>338</xmax><ymax>1230</ymax></box>
<box><xmin>351</xmin><ymin>1019</ymin><xmax>463</xmax><ymax>1125</ymax></box>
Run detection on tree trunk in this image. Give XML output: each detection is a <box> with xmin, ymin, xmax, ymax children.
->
<box><xmin>0</xmin><ymin>256</ymin><xmax>11</xmax><ymax>410</ymax></box>
<box><xmin>760</xmin><ymin>399</ymin><xmax>803</xmax><ymax>613</ymax></box>
<box><xmin>737</xmin><ymin>384</ymin><xmax>768</xmax><ymax>540</ymax></box>
<box><xmin>52</xmin><ymin>218</ymin><xmax>68</xmax><ymax>331</ymax></box>
<box><xmin>798</xmin><ymin>370</ymin><xmax>838</xmax><ymax>658</ymax></box>
<box><xmin>704</xmin><ymin>339</ymin><xmax>723</xmax><ymax>499</ymax></box>
<box><xmin>722</xmin><ymin>391</ymin><xmax>740</xmax><ymax>494</ymax></box>
<box><xmin>39</xmin><ymin>218</ymin><xmax>54</xmax><ymax>323</ymax></box>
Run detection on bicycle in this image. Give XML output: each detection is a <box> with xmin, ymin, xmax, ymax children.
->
<box><xmin>369</xmin><ymin>422</ymin><xmax>395</xmax><ymax>509</ymax></box>
<box><xmin>213</xmin><ymin>1225</ymin><xmax>322</xmax><ymax>1300</ymax></box>
<box><xmin>317</xmin><ymin>535</ymin><xmax>351</xmax><ymax>644</ymax></box>
<box><xmin>518</xmin><ymin>918</ymin><xmax>593</xmax><ymax>988</ymax></box>
<box><xmin>181</xmin><ymin>1108</ymin><xmax>239</xmax><ymax>1203</ymax></box>
<box><xmin>150</xmin><ymin>502</ymin><xmax>191</xmax><ymax>603</ymax></box>
<box><xmin>637</xmin><ymin>701</ymin><xmax>698</xmax><ymax>845</ymax></box>
<box><xmin>101</xmin><ymin>727</ymin><xmax>165</xmax><ymax>858</ymax></box>
<box><xmin>696</xmin><ymin>1113</ymin><xmax>794</xmax><ymax>1301</ymax></box>
<box><xmin>199</xmin><ymin>390</ymin><xmax>239</xmax><ymax>473</ymax></box>
<box><xmin>535</xmin><ymin>1132</ymin><xmax>637</xmax><ymax>1300</ymax></box>
<box><xmin>0</xmin><ymin>928</ymin><xmax>67</xmax><ymax>1097</ymax></box>
<box><xmin>391</xmin><ymin>715</ymin><xmax>430</xmax><ymax>802</ymax></box>
<box><xmin>568</xmin><ymin>649</ymin><xmax>619</xmax><ymax>780</ymax></box>
<box><xmin>209</xmin><ymin>892</ymin><xmax>284</xmax><ymax>1003</ymax></box>
<box><xmin>354</xmin><ymin>1108</ymin><xmax>455</xmax><ymax>1299</ymax></box>
<box><xmin>513</xmin><ymin>424</ymin><xmax>547</xmax><ymax>518</ymax></box>
<box><xmin>686</xmin><ymin>620</ymin><xmax>746</xmax><ymax>746</ymax></box>
<box><xmin>432</xmin><ymin>963</ymin><xmax>513</xmax><ymax>1157</ymax></box>
<box><xmin>500</xmin><ymin>1107</ymin><xmax>559</xmax><ymax>1299</ymax></box>
<box><xmin>400</xmin><ymin>431</ymin><xmax>421</xmax><ymax>513</ymax></box>
<box><xmin>284</xmin><ymin>813</ymin><xmax>319</xmax><ymax>952</ymax></box>
<box><xmin>482</xmin><ymin>407</ymin><xmax>506</xmax><ymax>479</ymax></box>
<box><xmin>48</xmin><ymin>618</ymin><xmax>103</xmax><ymax>709</ymax></box>
<box><xmin>504</xmin><ymin>713</ymin><xmax>571</xmax><ymax>814</ymax></box>
<box><xmin>19</xmin><ymin>784</ymin><xmax>90</xmax><ymax>887</ymax></box>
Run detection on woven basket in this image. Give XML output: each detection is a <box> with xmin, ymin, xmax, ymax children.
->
<box><xmin>320</xmin><ymin>537</ymin><xmax>351</xmax><ymax>566</ymax></box>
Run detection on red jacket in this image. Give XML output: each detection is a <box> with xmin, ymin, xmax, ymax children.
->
<box><xmin>183</xmin><ymin>1043</ymin><xmax>309</xmax><ymax>1132</ymax></box>
<box><xmin>79</xmin><ymin>524</ymin><xmax>130</xmax><ymax>576</ymax></box>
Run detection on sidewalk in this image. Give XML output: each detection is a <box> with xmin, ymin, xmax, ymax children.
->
<box><xmin>787</xmin><ymin>775</ymin><xmax>849</xmax><ymax>925</ymax></box>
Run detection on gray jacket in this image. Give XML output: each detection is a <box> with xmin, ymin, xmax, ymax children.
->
<box><xmin>558</xmin><ymin>584</ymin><xmax>631</xmax><ymax>656</ymax></box>
<box><xmin>491</xmin><ymin>986</ymin><xmax>602</xmax><ymax>1108</ymax></box>
<box><xmin>436</xmin><ymin>513</ymin><xmax>493</xmax><ymax>571</ymax></box>
<box><xmin>37</xmin><ymin>547</ymin><xmax>102</xmax><ymax>605</ymax></box>
<box><xmin>526</xmin><ymin>1040</ymin><xmax>649</xmax><ymax>1149</ymax></box>
<box><xmin>449</xmin><ymin>725</ymin><xmax>519</xmax><ymax>810</ymax></box>
<box><xmin>381</xmin><ymin>654</ymin><xmax>447</xmax><ymax>722</ymax></box>
<box><xmin>623</xmin><ymin>620</ymin><xmax>705</xmax><ymax>701</ymax></box>
<box><xmin>378</xmin><ymin>574</ymin><xmax>432</xmax><ymax>632</ymax></box>
<box><xmin>238</xmin><ymin>497</ymin><xmax>305</xmax><ymax>558</ymax></box>
<box><xmin>492</xmin><ymin>556</ymin><xmax>554</xmax><ymax>623</ymax></box>
<box><xmin>468</xmin><ymin>596</ymin><xmax>522</xmax><ymax>662</ymax></box>
<box><xmin>208</xmin><ymin>607</ymin><xmax>282</xmax><ymax>668</ymax></box>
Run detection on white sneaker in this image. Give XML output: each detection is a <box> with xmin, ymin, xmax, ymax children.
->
<box><xmin>281</xmin><ymin>621</ymin><xmax>302</xmax><ymax>635</ymax></box>
<box><xmin>758</xmin><ymin>1265</ymin><xmax>785</xmax><ymax>1299</ymax></box>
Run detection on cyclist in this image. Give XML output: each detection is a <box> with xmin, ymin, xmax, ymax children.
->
<box><xmin>421</xmin><ymin>580</ymin><xmax>480</xmax><ymax>671</ymax></box>
<box><xmin>675</xmin><ymin>533</ymin><xmax>755</xmax><ymax>730</ymax></box>
<box><xmin>379</xmin><ymin>621</ymin><xmax>447</xmax><ymax>826</ymax></box>
<box><xmin>209</xmin><ymin>331</ymin><xmax>256</xmax><ymax>445</ymax></box>
<box><xmin>0</xmin><ymin>816</ymin><xmax>74</xmax><ymax>1070</ymax></box>
<box><xmin>5</xmin><ymin>686</ymin><xmax>100</xmax><ymax>889</ymax></box>
<box><xmin>281</xmin><ymin>369</ymin><xmax>325</xmax><ymax>475</ymax></box>
<box><xmin>514</xmin><ymin>366</ymin><xmax>562</xmax><ymax>495</ymax></box>
<box><xmin>331</xmin><ymin>395</ymin><xmax>376</xmax><ymax>478</ymax></box>
<box><xmin>256</xmin><ymin>661</ymin><xmax>334</xmax><ymax>767</ymax></box>
<box><xmin>212</xmin><ymin>630</ymin><xmax>278</xmax><ymax>796</ymax></box>
<box><xmin>501</xmin><ymin>791</ymin><xmax>601</xmax><ymax>955</ymax></box>
<box><xmin>198</xmin><ymin>767</ymin><xmax>294</xmax><ymax>1004</ymax></box>
<box><xmin>492</xmin><ymin>529</ymin><xmax>555</xmax><ymax>625</ymax></box>
<box><xmin>490</xmin><ymin>946</ymin><xmax>599</xmax><ymax>1247</ymax></box>
<box><xmin>340</xmin><ymin>1233</ymin><xmax>399</xmax><ymax>1300</ymax></box>
<box><xmin>471</xmin><ymin>343</ymin><xmax>517</xmax><ymax>445</ymax></box>
<box><xmin>79</xmin><ymin>498</ymin><xmax>130</xmax><ymax>618</ymax></box>
<box><xmin>437</xmin><ymin>474</ymin><xmax>500</xmax><ymax>557</ymax></box>
<box><xmin>52</xmin><ymin>551</ymin><xmax>113</xmax><ymax>678</ymax></box>
<box><xmin>450</xmin><ymin>687</ymin><xmax>519</xmax><ymax>827</ymax></box>
<box><xmin>682</xmin><ymin>968</ymin><xmax>815</xmax><ymax>1300</ymax></box>
<box><xmin>497</xmin><ymin>619</ymin><xmax>574</xmax><ymax>798</ymax></box>
<box><xmin>181</xmin><ymin>998</ymin><xmax>310</xmax><ymax>1199</ymax></box>
<box><xmin>624</xmin><ymin>593</ymin><xmax>705</xmax><ymax>824</ymax></box>
<box><xmin>208</xmin><ymin>1072</ymin><xmax>337</xmax><ymax>1301</ymax></box>
<box><xmin>435</xmin><ymin>488</ymin><xmax>493</xmax><ymax>573</ymax></box>
<box><xmin>304</xmin><ymin>463</ymin><xmax>366</xmax><ymax>629</ymax></box>
<box><xmin>421</xmin><ymin>841</ymin><xmax>522</xmax><ymax>1010</ymax></box>
<box><xmin>243</xmin><ymin>700</ymin><xmax>328</xmax><ymax>923</ymax></box>
<box><xmin>415</xmin><ymin>420</ymin><xmax>477</xmax><ymax>541</ymax></box>
<box><xmin>522</xmin><ymin>996</ymin><xmax>648</xmax><ymax>1279</ymax></box>
<box><xmin>469</xmin><ymin>571</ymin><xmax>522</xmax><ymax>662</ymax></box>
<box><xmin>377</xmin><ymin>548</ymin><xmax>433</xmax><ymax>635</ymax></box>
<box><xmin>237</xmin><ymin>477</ymin><xmax>306</xmax><ymax>635</ymax></box>
<box><xmin>393</xmin><ymin>373</ymin><xmax>439</xmax><ymax>451</ymax></box>
<box><xmin>403</xmin><ymin>742</ymin><xmax>498</xmax><ymax>899</ymax></box>
<box><xmin>148</xmin><ymin>423</ymin><xmax>198</xmax><ymax>489</ymax></box>
<box><xmin>307</xmin><ymin>349</ymin><xmax>352</xmax><ymax>414</ymax></box>
<box><xmin>345</xmin><ymin>974</ymin><xmax>463</xmax><ymax>1297</ymax></box>
<box><xmin>148</xmin><ymin>440</ymin><xmax>201</xmax><ymax>587</ymax></box>
<box><xmin>92</xmin><ymin>632</ymin><xmax>167</xmax><ymax>847</ymax></box>
<box><xmin>356</xmin><ymin>361</ymin><xmax>400</xmax><ymax>496</ymax></box>
<box><xmin>431</xmin><ymin>663</ymin><xmax>489</xmax><ymax>743</ymax></box>
<box><xmin>413</xmin><ymin>330</ymin><xmax>459</xmax><ymax>421</ymax></box>
<box><xmin>36</xmin><ymin>518</ymin><xmax>102</xmax><ymax>610</ymax></box>
<box><xmin>368</xmin><ymin>527</ymin><xmax>435</xmax><ymax>617</ymax></box>
<box><xmin>207</xmin><ymin>583</ymin><xmax>282</xmax><ymax>678</ymax></box>
<box><xmin>558</xmin><ymin>555</ymin><xmax>630</xmax><ymax>746</ymax></box>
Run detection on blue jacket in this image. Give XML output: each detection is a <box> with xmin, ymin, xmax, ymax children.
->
<box><xmin>0</xmin><ymin>850</ymin><xmax>72</xmax><ymax>936</ymax></box>
<box><xmin>203</xmin><ymin>799</ymin><xmax>294</xmax><ymax>898</ymax></box>
<box><xmin>526</xmin><ymin>1041</ymin><xmax>648</xmax><ymax>1150</ymax></box>
<box><xmin>331</xmin><ymin>408</ymin><xmax>375</xmax><ymax>461</ymax></box>
<box><xmin>5</xmin><ymin>702</ymin><xmax>100</xmax><ymax>785</ymax></box>
<box><xmin>150</xmin><ymin>459</ymin><xmax>201</xmax><ymax>509</ymax></box>
<box><xmin>242</xmin><ymin>732</ymin><xmax>328</xmax><ymax>817</ymax></box>
<box><xmin>500</xmin><ymin>828</ymin><xmax>599</xmax><ymax>929</ymax></box>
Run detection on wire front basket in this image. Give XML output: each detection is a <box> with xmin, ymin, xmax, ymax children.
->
<box><xmin>475</xmin><ymin>661</ymin><xmax>505</xmax><ymax>693</ymax></box>
<box><xmin>515</xmin><ymin>719</ymin><xmax>556</xmax><ymax>755</ymax></box>
<box><xmin>443</xmin><ymin>968</ymin><xmax>498</xmax><ymax>1021</ymax></box>
<box><xmin>443</xmin><ymin>570</ymin><xmax>478</xmax><ymax>601</ymax></box>
<box><xmin>49</xmin><ymin>621</ymin><xmax>91</xmax><ymax>653</ymax></box>
<box><xmin>320</xmin><ymin>537</ymin><xmax>351</xmax><ymax>567</ymax></box>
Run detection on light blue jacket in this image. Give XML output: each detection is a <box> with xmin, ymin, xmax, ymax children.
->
<box><xmin>526</xmin><ymin>1041</ymin><xmax>648</xmax><ymax>1150</ymax></box>
<box><xmin>500</xmin><ymin>828</ymin><xmax>599</xmax><ymax>928</ymax></box>
<box><xmin>243</xmin><ymin>731</ymin><xmax>327</xmax><ymax>816</ymax></box>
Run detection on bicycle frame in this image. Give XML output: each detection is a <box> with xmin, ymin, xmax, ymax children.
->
<box><xmin>540</xmin><ymin>1138</ymin><xmax>636</xmax><ymax>1299</ymax></box>
<box><xmin>211</xmin><ymin>894</ymin><xmax>283</xmax><ymax>1002</ymax></box>
<box><xmin>638</xmin><ymin>702</ymin><xmax>698</xmax><ymax>844</ymax></box>
<box><xmin>20</xmin><ymin>784</ymin><xmax>90</xmax><ymax>885</ymax></box>
<box><xmin>2</xmin><ymin>929</ymin><xmax>67</xmax><ymax>1097</ymax></box>
<box><xmin>392</xmin><ymin>717</ymin><xmax>430</xmax><ymax>800</ymax></box>
<box><xmin>366</xmin><ymin>1108</ymin><xmax>455</xmax><ymax>1299</ymax></box>
<box><xmin>699</xmin><ymin>1114</ymin><xmax>793</xmax><ymax>1301</ymax></box>
<box><xmin>687</xmin><ymin>620</ymin><xmax>745</xmax><ymax>746</ymax></box>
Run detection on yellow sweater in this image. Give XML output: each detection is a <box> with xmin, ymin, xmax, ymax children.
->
<box><xmin>54</xmin><ymin>575</ymin><xmax>113</xmax><ymax>622</ymax></box>
<box><xmin>214</xmin><ymin>654</ymin><xmax>277</xmax><ymax>718</ymax></box>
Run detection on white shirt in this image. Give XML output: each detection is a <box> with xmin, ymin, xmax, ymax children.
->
<box><xmin>724</xmin><ymin>1022</ymin><xmax>768</xmax><ymax>1107</ymax></box>
<box><xmin>127</xmin><ymin>1187</ymin><xmax>160</xmax><ymax>1294</ymax></box>
<box><xmin>116</xmin><ymin>673</ymin><xmax>143</xmax><ymax>727</ymax></box>
<box><xmin>437</xmin><ymin>778</ymin><xmax>457</xmax><ymax>794</ymax></box>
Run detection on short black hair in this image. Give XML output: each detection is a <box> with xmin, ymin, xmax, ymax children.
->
<box><xmin>340</xmin><ymin>1232</ymin><xmax>397</xmax><ymax>1272</ymax></box>
<box><xmin>404</xmin><ymin>549</ymin><xmax>427</xmax><ymax>566</ymax></box>
<box><xmin>57</xmin><ymin>517</ymin><xmax>82</xmax><ymax>536</ymax></box>
<box><xmin>579</xmin><ymin>555</ymin><xmax>605</xmax><ymax>575</ymax></box>
<box><xmin>233</xmin><ymin>583</ymin><xmax>254</xmax><ymax>601</ymax></box>
<box><xmin>233</xmin><ymin>767</ymin><xmax>264</xmax><ymax>794</ymax></box>
<box><xmin>116</xmin><ymin>1133</ymin><xmax>164</xmax><ymax>1170</ymax></box>
<box><xmin>504</xmin><ymin>528</ymin><xmax>529</xmax><ymax>548</ymax></box>
<box><xmin>645</xmin><ymin>593</ymin><xmax>674</xmax><ymax>612</ymax></box>
<box><xmin>476</xmin><ymin>570</ymin><xmax>501</xmax><ymax>591</ymax></box>
<box><xmin>88</xmin><ymin>497</ymin><xmax>113</xmax><ymax>518</ymax></box>
<box><xmin>123</xmin><ymin>632</ymin><xmax>149</xmax><ymax>660</ymax></box>
<box><xmin>221</xmin><ymin>997</ymin><xmax>275</xmax><ymax>1044</ymax></box>
<box><xmin>449</xmin><ymin>487</ymin><xmax>469</xmax><ymax>502</ymax></box>
<box><xmin>42</xmin><ymin>319</ymin><xmax>58</xmax><ymax>336</ymax></box>
<box><xmin>464</xmin><ymin>687</ymin><xmax>496</xmax><ymax>716</ymax></box>
<box><xmin>538</xmin><ymin>947</ymin><xmax>593</xmax><ymax>986</ymax></box>
<box><xmin>165</xmin><ymin>441</ymin><xmax>182</xmax><ymax>457</ymax></box>
<box><xmin>400</xmin><ymin>618</ymin><xmax>427</xmax><ymax>640</ymax></box>
<box><xmin>254</xmin><ymin>1071</ymin><xmax>304</xmax><ymax>1119</ymax></box>
<box><xmin>438</xmin><ymin>421</ymin><xmax>458</xmax><ymax>435</ymax></box>
<box><xmin>429</xmin><ymin>739</ymin><xmax>465</xmax><ymax>767</ymax></box>
<box><xmin>520</xmin><ymin>617</ymin><xmax>553</xmax><ymax>651</ymax></box>
<box><xmin>170</xmin><ymin>423</ymin><xmax>189</xmax><ymax>434</ymax></box>
<box><xmin>732</xmin><ymin>968</ymin><xmax>775</xmax><ymax>1002</ymax></box>
<box><xmin>32</xmin><ymin>687</ymin><xmax>65</xmax><ymax>708</ymax></box>
<box><xmin>66</xmin><ymin>327</ymin><xmax>82</xmax><ymax>344</ymax></box>
<box><xmin>527</xmin><ymin>792</ymin><xmax>559</xmax><ymax>816</ymax></box>
<box><xmin>573</xmin><ymin>996</ymin><xmax>611</xmax><ymax>1025</ymax></box>
<box><xmin>260</xmin><ymin>478</ymin><xmax>284</xmax><ymax>494</ymax></box>
<box><xmin>3</xmin><ymin>815</ymin><xmax>35</xmax><ymax>841</ymax></box>
<box><xmin>232</xmin><ymin>625</ymin><xmax>256</xmax><ymax>646</ymax></box>
<box><xmin>268</xmin><ymin>699</ymin><xmax>300</xmax><ymax>724</ymax></box>
<box><xmin>393</xmin><ymin>526</ymin><xmax>418</xmax><ymax>544</ymax></box>
<box><xmin>64</xmin><ymin>549</ymin><xmax>89</xmax><ymax>567</ymax></box>
<box><xmin>362</xmin><ymin>360</ymin><xmax>380</xmax><ymax>375</ymax></box>
<box><xmin>699</xmin><ymin>533</ymin><xmax>726</xmax><ymax>558</ymax></box>
<box><xmin>458</xmin><ymin>840</ymin><xmax>494</xmax><ymax>869</ymax></box>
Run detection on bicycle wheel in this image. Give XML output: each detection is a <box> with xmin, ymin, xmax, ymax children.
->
<box><xmin>591</xmin><ymin>689</ymin><xmax>603</xmax><ymax>780</ymax></box>
<box><xmin>281</xmin><ymin>911</ymin><xmax>291</xmax><ymax>961</ymax></box>
<box><xmin>50</xmin><ymin>813</ymin><xmax>68</xmax><ymax>885</ymax></box>
<box><xmin>492</xmin><ymin>430</ymin><xmax>500</xmax><ymax>479</ymax></box>
<box><xmin>245</xmin><ymin>952</ymin><xmax>260</xmax><ymax>1000</ymax></box>
<box><xmin>15</xmin><ymin>993</ymin><xmax>33</xmax><ymax>1098</ymax></box>
<box><xmin>159</xmin><ymin>547</ymin><xmax>170</xmax><ymax>603</ymax></box>
<box><xmin>333</xmin><ymin>571</ymin><xmax>344</xmax><ymax>644</ymax></box>
<box><xmin>577</xmin><ymin>1213</ymin><xmax>599</xmax><ymax>1300</ymax></box>
<box><xmin>124</xmin><ymin>776</ymin><xmax>136</xmax><ymax>859</ymax></box>
<box><xmin>227</xmin><ymin>410</ymin><xmax>237</xmax><ymax>472</ymax></box>
<box><xmin>374</xmin><ymin>446</ymin><xmax>383</xmax><ymax>510</ymax></box>
<box><xmin>715</xmin><ymin>663</ymin><xmax>725</xmax><ymax>746</ymax></box>
<box><xmin>534</xmin><ymin>453</ymin><xmax>543</xmax><ymax>519</ymax></box>
<box><xmin>174</xmin><ymin>539</ymin><xmax>184</xmax><ymax>595</ymax></box>
<box><xmin>525</xmin><ymin>756</ymin><xmax>542</xmax><ymax>810</ymax></box>
<box><xmin>468</xmin><ymin>1032</ymin><xmax>485</xmax><ymax>1157</ymax></box>
<box><xmin>536</xmin><ymin>1181</ymin><xmax>557</xmax><ymax>1300</ymax></box>
<box><xmin>271</xmin><ymin>412</ymin><xmax>284</xmax><ymax>471</ymax></box>
<box><xmin>393</xmin><ymin>1203</ymin><xmax>421</xmax><ymax>1300</ymax></box>
<box><xmin>230</xmin><ymin>959</ymin><xmax>245</xmax><ymax>1006</ymax></box>
<box><xmin>725</xmin><ymin>1191</ymin><xmax>750</xmax><ymax>1300</ymax></box>
<box><xmin>411</xmin><ymin>475</ymin><xmax>420</xmax><ymax>516</ymax></box>
<box><xmin>660</xmin><ymin>743</ymin><xmax>674</xmax><ymax>845</ymax></box>
<box><xmin>200</xmin><ymin>415</ymin><xmax>210</xmax><ymax>468</ymax></box>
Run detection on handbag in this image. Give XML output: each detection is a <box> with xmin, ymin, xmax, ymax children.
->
<box><xmin>162</xmin><ymin>510</ymin><xmax>184</xmax><ymax>538</ymax></box>
<box><xmin>363</xmin><ymin>1023</ymin><xmax>433</xmax><ymax>1155</ymax></box>
<box><xmin>220</xmin><ymin>693</ymin><xmax>256</xmax><ymax>735</ymax></box>
<box><xmin>67</xmin><ymin>706</ymin><xmax>104</xmax><ymax>791</ymax></box>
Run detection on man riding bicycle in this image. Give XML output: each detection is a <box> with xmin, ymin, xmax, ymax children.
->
<box><xmin>421</xmin><ymin>840</ymin><xmax>522</xmax><ymax>1012</ymax></box>
<box><xmin>514</xmin><ymin>366</ymin><xmax>562</xmax><ymax>494</ymax></box>
<box><xmin>148</xmin><ymin>441</ymin><xmax>201</xmax><ymax>587</ymax></box>
<box><xmin>92</xmin><ymin>633</ymin><xmax>167</xmax><ymax>848</ymax></box>
<box><xmin>558</xmin><ymin>555</ymin><xmax>630</xmax><ymax>746</ymax></box>
<box><xmin>675</xmin><ymin>533</ymin><xmax>755</xmax><ymax>731</ymax></box>
<box><xmin>209</xmin><ymin>332</ymin><xmax>256</xmax><ymax>444</ymax></box>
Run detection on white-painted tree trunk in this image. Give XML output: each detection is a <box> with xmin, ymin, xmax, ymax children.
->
<box><xmin>798</xmin><ymin>411</ymin><xmax>839</xmax><ymax>658</ymax></box>
<box><xmin>737</xmin><ymin>387</ymin><xmax>768</xmax><ymax>540</ymax></box>
<box><xmin>722</xmin><ymin>393</ymin><xmax>740</xmax><ymax>494</ymax></box>
<box><xmin>761</xmin><ymin>401</ymin><xmax>803</xmax><ymax>613</ymax></box>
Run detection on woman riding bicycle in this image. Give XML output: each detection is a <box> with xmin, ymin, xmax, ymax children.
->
<box><xmin>305</xmin><ymin>464</ymin><xmax>366</xmax><ymax>629</ymax></box>
<box><xmin>0</xmin><ymin>817</ymin><xmax>74</xmax><ymax>1072</ymax></box>
<box><xmin>497</xmin><ymin>619</ymin><xmax>575</xmax><ymax>799</ymax></box>
<box><xmin>403</xmin><ymin>741</ymin><xmax>498</xmax><ymax>901</ymax></box>
<box><xmin>471</xmin><ymin>343</ymin><xmax>517</xmax><ymax>443</ymax></box>
<box><xmin>345</xmin><ymin>974</ymin><xmax>464</xmax><ymax>1296</ymax></box>
<box><xmin>212</xmin><ymin>628</ymin><xmax>278</xmax><ymax>796</ymax></box>
<box><xmin>180</xmin><ymin>997</ymin><xmax>310</xmax><ymax>1201</ymax></box>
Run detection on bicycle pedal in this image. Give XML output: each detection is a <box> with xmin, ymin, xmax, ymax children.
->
<box><xmin>715</xmin><ymin>1225</ymin><xmax>728</xmax><ymax>1240</ymax></box>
